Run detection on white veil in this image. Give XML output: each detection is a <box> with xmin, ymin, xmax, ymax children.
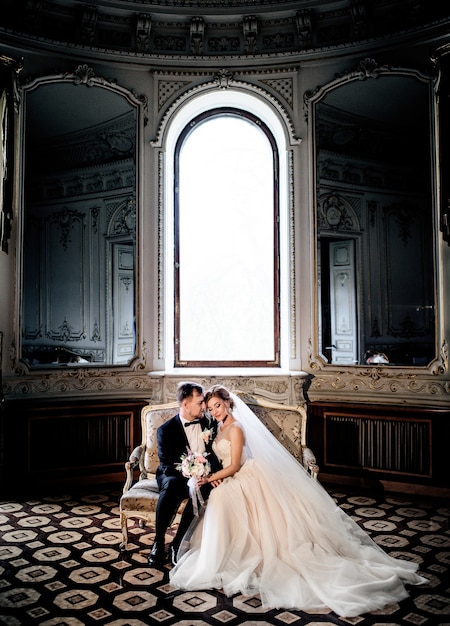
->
<box><xmin>229</xmin><ymin>392</ymin><xmax>417</xmax><ymax>562</ymax></box>
<box><xmin>230</xmin><ymin>392</ymin><xmax>316</xmax><ymax>478</ymax></box>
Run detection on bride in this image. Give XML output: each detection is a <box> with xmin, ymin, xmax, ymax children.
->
<box><xmin>169</xmin><ymin>385</ymin><xmax>426</xmax><ymax>617</ymax></box>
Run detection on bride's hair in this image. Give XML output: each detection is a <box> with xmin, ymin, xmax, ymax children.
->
<box><xmin>204</xmin><ymin>384</ymin><xmax>235</xmax><ymax>410</ymax></box>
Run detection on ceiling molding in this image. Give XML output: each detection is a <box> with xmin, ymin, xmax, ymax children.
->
<box><xmin>1</xmin><ymin>0</ymin><xmax>449</xmax><ymax>61</ymax></box>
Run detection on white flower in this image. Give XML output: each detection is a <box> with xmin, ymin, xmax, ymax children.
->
<box><xmin>202</xmin><ymin>428</ymin><xmax>213</xmax><ymax>444</ymax></box>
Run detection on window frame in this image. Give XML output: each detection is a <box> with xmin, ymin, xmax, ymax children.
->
<box><xmin>173</xmin><ymin>106</ymin><xmax>280</xmax><ymax>368</ymax></box>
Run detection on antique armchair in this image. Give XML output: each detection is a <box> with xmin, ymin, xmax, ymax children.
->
<box><xmin>119</xmin><ymin>401</ymin><xmax>180</xmax><ymax>549</ymax></box>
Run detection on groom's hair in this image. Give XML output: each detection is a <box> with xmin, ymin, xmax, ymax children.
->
<box><xmin>176</xmin><ymin>381</ymin><xmax>204</xmax><ymax>404</ymax></box>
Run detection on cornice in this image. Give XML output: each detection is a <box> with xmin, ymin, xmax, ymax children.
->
<box><xmin>72</xmin><ymin>0</ymin><xmax>344</xmax><ymax>9</ymax></box>
<box><xmin>1</xmin><ymin>0</ymin><xmax>449</xmax><ymax>64</ymax></box>
<box><xmin>2</xmin><ymin>21</ymin><xmax>449</xmax><ymax>74</ymax></box>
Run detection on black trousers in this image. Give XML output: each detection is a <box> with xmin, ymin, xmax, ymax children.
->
<box><xmin>155</xmin><ymin>473</ymin><xmax>212</xmax><ymax>546</ymax></box>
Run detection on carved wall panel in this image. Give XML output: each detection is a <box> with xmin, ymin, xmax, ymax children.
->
<box><xmin>317</xmin><ymin>140</ymin><xmax>434</xmax><ymax>365</ymax></box>
<box><xmin>22</xmin><ymin>173</ymin><xmax>135</xmax><ymax>366</ymax></box>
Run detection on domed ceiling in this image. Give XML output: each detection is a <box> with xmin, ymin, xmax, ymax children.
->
<box><xmin>1</xmin><ymin>0</ymin><xmax>449</xmax><ymax>60</ymax></box>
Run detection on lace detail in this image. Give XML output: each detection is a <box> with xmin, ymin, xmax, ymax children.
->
<box><xmin>212</xmin><ymin>438</ymin><xmax>231</xmax><ymax>466</ymax></box>
<box><xmin>213</xmin><ymin>425</ymin><xmax>248</xmax><ymax>467</ymax></box>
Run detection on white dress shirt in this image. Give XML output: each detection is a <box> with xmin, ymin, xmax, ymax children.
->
<box><xmin>181</xmin><ymin>418</ymin><xmax>206</xmax><ymax>453</ymax></box>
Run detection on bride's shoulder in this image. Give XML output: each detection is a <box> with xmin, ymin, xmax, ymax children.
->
<box><xmin>230</xmin><ymin>420</ymin><xmax>245</xmax><ymax>436</ymax></box>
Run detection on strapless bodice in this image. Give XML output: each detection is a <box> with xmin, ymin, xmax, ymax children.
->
<box><xmin>212</xmin><ymin>437</ymin><xmax>247</xmax><ymax>467</ymax></box>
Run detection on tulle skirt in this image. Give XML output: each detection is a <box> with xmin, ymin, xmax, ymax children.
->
<box><xmin>169</xmin><ymin>459</ymin><xmax>426</xmax><ymax>617</ymax></box>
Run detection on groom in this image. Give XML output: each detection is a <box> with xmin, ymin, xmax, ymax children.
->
<box><xmin>148</xmin><ymin>381</ymin><xmax>221</xmax><ymax>567</ymax></box>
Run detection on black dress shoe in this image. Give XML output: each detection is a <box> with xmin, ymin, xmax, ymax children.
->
<box><xmin>148</xmin><ymin>542</ymin><xmax>165</xmax><ymax>567</ymax></box>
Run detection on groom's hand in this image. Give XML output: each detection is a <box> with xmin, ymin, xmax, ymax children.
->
<box><xmin>197</xmin><ymin>475</ymin><xmax>222</xmax><ymax>488</ymax></box>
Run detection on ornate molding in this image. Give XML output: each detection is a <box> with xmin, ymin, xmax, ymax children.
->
<box><xmin>108</xmin><ymin>198</ymin><xmax>136</xmax><ymax>237</ymax></box>
<box><xmin>288</xmin><ymin>149</ymin><xmax>297</xmax><ymax>361</ymax></box>
<box><xmin>2</xmin><ymin>369</ymin><xmax>155</xmax><ymax>399</ymax></box>
<box><xmin>46</xmin><ymin>317</ymin><xmax>86</xmax><ymax>343</ymax></box>
<box><xmin>151</xmin><ymin>71</ymin><xmax>300</xmax><ymax>148</ymax></box>
<box><xmin>317</xmin><ymin>191</ymin><xmax>360</xmax><ymax>233</ymax></box>
<box><xmin>157</xmin><ymin>150</ymin><xmax>165</xmax><ymax>362</ymax></box>
<box><xmin>28</xmin><ymin>160</ymin><xmax>135</xmax><ymax>204</ymax></box>
<box><xmin>2</xmin><ymin>1</ymin><xmax>446</xmax><ymax>60</ymax></box>
<box><xmin>306</xmin><ymin>339</ymin><xmax>450</xmax><ymax>405</ymax></box>
<box><xmin>260</xmin><ymin>76</ymin><xmax>294</xmax><ymax>107</ymax></box>
<box><xmin>2</xmin><ymin>370</ymin><xmax>310</xmax><ymax>404</ymax></box>
<box><xmin>22</xmin><ymin>65</ymin><xmax>148</xmax><ymax>120</ymax></box>
<box><xmin>304</xmin><ymin>58</ymin><xmax>434</xmax><ymax>114</ymax></box>
<box><xmin>157</xmin><ymin>78</ymin><xmax>191</xmax><ymax>110</ymax></box>
<box><xmin>156</xmin><ymin>374</ymin><xmax>310</xmax><ymax>406</ymax></box>
<box><xmin>309</xmin><ymin>370</ymin><xmax>450</xmax><ymax>403</ymax></box>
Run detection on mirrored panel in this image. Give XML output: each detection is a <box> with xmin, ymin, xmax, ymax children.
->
<box><xmin>1</xmin><ymin>54</ymin><xmax>21</xmax><ymax>253</ymax></box>
<box><xmin>19</xmin><ymin>67</ymin><xmax>139</xmax><ymax>367</ymax></box>
<box><xmin>311</xmin><ymin>61</ymin><xmax>437</xmax><ymax>367</ymax></box>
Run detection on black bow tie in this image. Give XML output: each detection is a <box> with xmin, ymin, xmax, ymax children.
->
<box><xmin>185</xmin><ymin>419</ymin><xmax>201</xmax><ymax>427</ymax></box>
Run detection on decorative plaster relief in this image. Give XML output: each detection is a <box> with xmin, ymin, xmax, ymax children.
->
<box><xmin>307</xmin><ymin>339</ymin><xmax>449</xmax><ymax>405</ymax></box>
<box><xmin>2</xmin><ymin>370</ymin><xmax>310</xmax><ymax>405</ymax></box>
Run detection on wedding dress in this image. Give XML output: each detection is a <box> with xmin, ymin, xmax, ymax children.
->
<box><xmin>169</xmin><ymin>394</ymin><xmax>426</xmax><ymax>617</ymax></box>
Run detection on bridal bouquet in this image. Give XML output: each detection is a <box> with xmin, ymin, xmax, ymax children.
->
<box><xmin>176</xmin><ymin>450</ymin><xmax>211</xmax><ymax>478</ymax></box>
<box><xmin>176</xmin><ymin>450</ymin><xmax>211</xmax><ymax>515</ymax></box>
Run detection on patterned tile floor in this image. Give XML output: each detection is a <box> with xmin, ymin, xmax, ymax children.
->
<box><xmin>0</xmin><ymin>488</ymin><xmax>449</xmax><ymax>625</ymax></box>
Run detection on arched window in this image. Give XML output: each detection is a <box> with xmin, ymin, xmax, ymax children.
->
<box><xmin>174</xmin><ymin>108</ymin><xmax>280</xmax><ymax>367</ymax></box>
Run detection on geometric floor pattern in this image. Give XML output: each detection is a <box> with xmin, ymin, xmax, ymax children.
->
<box><xmin>1</xmin><ymin>488</ymin><xmax>449</xmax><ymax>626</ymax></box>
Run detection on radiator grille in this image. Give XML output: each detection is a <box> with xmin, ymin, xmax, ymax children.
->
<box><xmin>325</xmin><ymin>414</ymin><xmax>431</xmax><ymax>477</ymax></box>
<box><xmin>29</xmin><ymin>413</ymin><xmax>131</xmax><ymax>472</ymax></box>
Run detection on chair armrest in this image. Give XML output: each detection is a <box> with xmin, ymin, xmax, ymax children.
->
<box><xmin>130</xmin><ymin>445</ymin><xmax>144</xmax><ymax>465</ymax></box>
<box><xmin>122</xmin><ymin>445</ymin><xmax>145</xmax><ymax>494</ymax></box>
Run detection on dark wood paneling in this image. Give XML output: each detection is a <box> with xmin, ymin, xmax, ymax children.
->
<box><xmin>1</xmin><ymin>398</ymin><xmax>147</xmax><ymax>495</ymax></box>
<box><xmin>308</xmin><ymin>402</ymin><xmax>450</xmax><ymax>495</ymax></box>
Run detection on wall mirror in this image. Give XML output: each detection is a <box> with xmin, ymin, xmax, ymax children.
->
<box><xmin>309</xmin><ymin>60</ymin><xmax>437</xmax><ymax>368</ymax></box>
<box><xmin>18</xmin><ymin>66</ymin><xmax>141</xmax><ymax>368</ymax></box>
<box><xmin>1</xmin><ymin>54</ymin><xmax>21</xmax><ymax>254</ymax></box>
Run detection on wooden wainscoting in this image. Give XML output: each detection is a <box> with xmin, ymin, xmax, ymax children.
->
<box><xmin>308</xmin><ymin>402</ymin><xmax>450</xmax><ymax>497</ymax></box>
<box><xmin>1</xmin><ymin>398</ymin><xmax>147</xmax><ymax>495</ymax></box>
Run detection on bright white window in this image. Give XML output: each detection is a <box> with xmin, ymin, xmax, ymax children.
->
<box><xmin>175</xmin><ymin>109</ymin><xmax>280</xmax><ymax>366</ymax></box>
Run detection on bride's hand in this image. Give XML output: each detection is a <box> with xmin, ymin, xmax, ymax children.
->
<box><xmin>197</xmin><ymin>474</ymin><xmax>221</xmax><ymax>487</ymax></box>
<box><xmin>207</xmin><ymin>473</ymin><xmax>222</xmax><ymax>488</ymax></box>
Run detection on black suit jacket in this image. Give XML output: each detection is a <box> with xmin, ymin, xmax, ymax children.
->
<box><xmin>156</xmin><ymin>414</ymin><xmax>221</xmax><ymax>480</ymax></box>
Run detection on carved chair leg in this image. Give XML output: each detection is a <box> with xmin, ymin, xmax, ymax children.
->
<box><xmin>120</xmin><ymin>512</ymin><xmax>129</xmax><ymax>550</ymax></box>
